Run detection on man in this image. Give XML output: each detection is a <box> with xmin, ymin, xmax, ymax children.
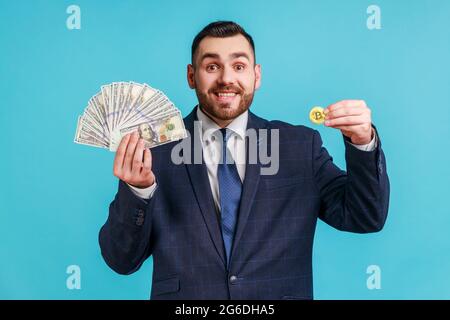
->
<box><xmin>99</xmin><ymin>21</ymin><xmax>390</xmax><ymax>300</ymax></box>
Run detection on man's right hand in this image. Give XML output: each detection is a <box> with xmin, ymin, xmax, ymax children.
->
<box><xmin>113</xmin><ymin>131</ymin><xmax>155</xmax><ymax>188</ymax></box>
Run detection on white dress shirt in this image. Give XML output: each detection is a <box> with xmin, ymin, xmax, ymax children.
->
<box><xmin>128</xmin><ymin>107</ymin><xmax>378</xmax><ymax>204</ymax></box>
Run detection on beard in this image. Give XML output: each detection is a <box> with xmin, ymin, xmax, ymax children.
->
<box><xmin>195</xmin><ymin>84</ymin><xmax>255</xmax><ymax>122</ymax></box>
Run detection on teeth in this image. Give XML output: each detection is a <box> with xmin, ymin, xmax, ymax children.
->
<box><xmin>217</xmin><ymin>92</ymin><xmax>236</xmax><ymax>97</ymax></box>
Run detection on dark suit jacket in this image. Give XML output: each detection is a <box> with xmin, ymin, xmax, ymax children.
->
<box><xmin>99</xmin><ymin>107</ymin><xmax>390</xmax><ymax>300</ymax></box>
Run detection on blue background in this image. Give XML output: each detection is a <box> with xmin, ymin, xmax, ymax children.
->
<box><xmin>1</xmin><ymin>0</ymin><xmax>449</xmax><ymax>299</ymax></box>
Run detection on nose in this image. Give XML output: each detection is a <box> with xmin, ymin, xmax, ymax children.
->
<box><xmin>217</xmin><ymin>65</ymin><xmax>235</xmax><ymax>86</ymax></box>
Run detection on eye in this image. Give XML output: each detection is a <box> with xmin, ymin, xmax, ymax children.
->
<box><xmin>234</xmin><ymin>64</ymin><xmax>246</xmax><ymax>72</ymax></box>
<box><xmin>206</xmin><ymin>64</ymin><xmax>219</xmax><ymax>72</ymax></box>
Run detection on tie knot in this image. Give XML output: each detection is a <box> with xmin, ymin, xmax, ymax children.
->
<box><xmin>219</xmin><ymin>128</ymin><xmax>231</xmax><ymax>143</ymax></box>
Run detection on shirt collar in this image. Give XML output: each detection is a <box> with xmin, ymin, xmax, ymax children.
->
<box><xmin>196</xmin><ymin>105</ymin><xmax>248</xmax><ymax>141</ymax></box>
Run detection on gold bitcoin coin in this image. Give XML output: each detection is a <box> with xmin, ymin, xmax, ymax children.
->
<box><xmin>309</xmin><ymin>106</ymin><xmax>325</xmax><ymax>125</ymax></box>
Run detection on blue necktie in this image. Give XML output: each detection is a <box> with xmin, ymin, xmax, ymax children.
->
<box><xmin>217</xmin><ymin>128</ymin><xmax>242</xmax><ymax>268</ymax></box>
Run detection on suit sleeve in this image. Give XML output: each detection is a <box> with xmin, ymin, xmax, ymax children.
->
<box><xmin>312</xmin><ymin>125</ymin><xmax>390</xmax><ymax>233</ymax></box>
<box><xmin>98</xmin><ymin>179</ymin><xmax>155</xmax><ymax>274</ymax></box>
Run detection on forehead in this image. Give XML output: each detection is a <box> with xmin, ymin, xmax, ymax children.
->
<box><xmin>196</xmin><ymin>34</ymin><xmax>254</xmax><ymax>62</ymax></box>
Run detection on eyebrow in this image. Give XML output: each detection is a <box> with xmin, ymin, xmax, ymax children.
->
<box><xmin>199</xmin><ymin>51</ymin><xmax>251</xmax><ymax>62</ymax></box>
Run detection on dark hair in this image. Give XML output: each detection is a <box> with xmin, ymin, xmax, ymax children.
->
<box><xmin>191</xmin><ymin>21</ymin><xmax>255</xmax><ymax>65</ymax></box>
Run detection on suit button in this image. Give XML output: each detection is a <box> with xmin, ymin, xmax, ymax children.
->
<box><xmin>136</xmin><ymin>217</ymin><xmax>144</xmax><ymax>226</ymax></box>
<box><xmin>229</xmin><ymin>275</ymin><xmax>237</xmax><ymax>284</ymax></box>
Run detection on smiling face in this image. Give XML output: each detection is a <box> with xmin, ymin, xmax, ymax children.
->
<box><xmin>187</xmin><ymin>34</ymin><xmax>261</xmax><ymax>127</ymax></box>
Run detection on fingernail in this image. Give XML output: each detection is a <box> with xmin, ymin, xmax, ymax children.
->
<box><xmin>325</xmin><ymin>120</ymin><xmax>330</xmax><ymax>126</ymax></box>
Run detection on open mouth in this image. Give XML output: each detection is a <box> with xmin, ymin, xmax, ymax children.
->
<box><xmin>213</xmin><ymin>91</ymin><xmax>239</xmax><ymax>103</ymax></box>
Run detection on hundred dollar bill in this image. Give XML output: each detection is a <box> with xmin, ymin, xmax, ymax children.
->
<box><xmin>74</xmin><ymin>116</ymin><xmax>108</xmax><ymax>148</ymax></box>
<box><xmin>109</xmin><ymin>111</ymin><xmax>187</xmax><ymax>151</ymax></box>
<box><xmin>119</xmin><ymin>83</ymin><xmax>160</xmax><ymax>127</ymax></box>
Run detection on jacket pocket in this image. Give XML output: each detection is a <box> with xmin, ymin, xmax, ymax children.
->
<box><xmin>152</xmin><ymin>275</ymin><xmax>180</xmax><ymax>296</ymax></box>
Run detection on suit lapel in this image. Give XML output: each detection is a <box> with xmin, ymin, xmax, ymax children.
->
<box><xmin>183</xmin><ymin>108</ymin><xmax>227</xmax><ymax>267</ymax></box>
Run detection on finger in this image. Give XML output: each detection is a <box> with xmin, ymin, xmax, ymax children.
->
<box><xmin>325</xmin><ymin>106</ymin><xmax>364</xmax><ymax>120</ymax></box>
<box><xmin>131</xmin><ymin>139</ymin><xmax>145</xmax><ymax>174</ymax></box>
<box><xmin>324</xmin><ymin>100</ymin><xmax>366</xmax><ymax>114</ymax></box>
<box><xmin>331</xmin><ymin>124</ymin><xmax>363</xmax><ymax>132</ymax></box>
<box><xmin>124</xmin><ymin>132</ymin><xmax>140</xmax><ymax>173</ymax></box>
<box><xmin>325</xmin><ymin>115</ymin><xmax>368</xmax><ymax>127</ymax></box>
<box><xmin>113</xmin><ymin>133</ymin><xmax>131</xmax><ymax>174</ymax></box>
<box><xmin>142</xmin><ymin>148</ymin><xmax>152</xmax><ymax>173</ymax></box>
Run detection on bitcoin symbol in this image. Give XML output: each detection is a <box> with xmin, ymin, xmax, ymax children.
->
<box><xmin>309</xmin><ymin>106</ymin><xmax>325</xmax><ymax>124</ymax></box>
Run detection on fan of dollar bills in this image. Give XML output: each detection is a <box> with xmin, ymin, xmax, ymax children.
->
<box><xmin>74</xmin><ymin>82</ymin><xmax>187</xmax><ymax>151</ymax></box>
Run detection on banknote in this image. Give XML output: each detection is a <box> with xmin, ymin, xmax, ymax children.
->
<box><xmin>74</xmin><ymin>82</ymin><xmax>187</xmax><ymax>152</ymax></box>
<box><xmin>110</xmin><ymin>111</ymin><xmax>186</xmax><ymax>151</ymax></box>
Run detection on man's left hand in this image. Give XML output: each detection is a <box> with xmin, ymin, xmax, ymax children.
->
<box><xmin>323</xmin><ymin>100</ymin><xmax>374</xmax><ymax>145</ymax></box>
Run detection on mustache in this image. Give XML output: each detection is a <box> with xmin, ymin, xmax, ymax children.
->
<box><xmin>209</xmin><ymin>85</ymin><xmax>243</xmax><ymax>94</ymax></box>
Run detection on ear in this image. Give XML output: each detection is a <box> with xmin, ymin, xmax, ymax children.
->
<box><xmin>187</xmin><ymin>64</ymin><xmax>196</xmax><ymax>89</ymax></box>
<box><xmin>254</xmin><ymin>64</ymin><xmax>262</xmax><ymax>90</ymax></box>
